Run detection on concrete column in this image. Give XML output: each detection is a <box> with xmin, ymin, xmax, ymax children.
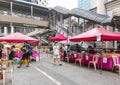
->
<box><xmin>0</xmin><ymin>27</ymin><xmax>1</xmax><ymax>33</ymax></box>
<box><xmin>4</xmin><ymin>27</ymin><xmax>7</xmax><ymax>36</ymax></box>
<box><xmin>10</xmin><ymin>1</ymin><xmax>13</xmax><ymax>16</ymax></box>
<box><xmin>11</xmin><ymin>26</ymin><xmax>14</xmax><ymax>34</ymax></box>
<box><xmin>83</xmin><ymin>19</ymin><xmax>85</xmax><ymax>32</ymax></box>
<box><xmin>68</xmin><ymin>16</ymin><xmax>71</xmax><ymax>36</ymax></box>
<box><xmin>105</xmin><ymin>26</ymin><xmax>114</xmax><ymax>49</ymax></box>
<box><xmin>77</xmin><ymin>18</ymin><xmax>80</xmax><ymax>34</ymax></box>
<box><xmin>114</xmin><ymin>28</ymin><xmax>118</xmax><ymax>49</ymax></box>
<box><xmin>105</xmin><ymin>26</ymin><xmax>109</xmax><ymax>48</ymax></box>
<box><xmin>60</xmin><ymin>14</ymin><xmax>63</xmax><ymax>27</ymax></box>
<box><xmin>97</xmin><ymin>0</ymin><xmax>107</xmax><ymax>15</ymax></box>
<box><xmin>31</xmin><ymin>6</ymin><xmax>33</xmax><ymax>18</ymax></box>
<box><xmin>97</xmin><ymin>0</ymin><xmax>109</xmax><ymax>49</ymax></box>
<box><xmin>49</xmin><ymin>13</ymin><xmax>52</xmax><ymax>26</ymax></box>
<box><xmin>53</xmin><ymin>12</ymin><xmax>56</xmax><ymax>27</ymax></box>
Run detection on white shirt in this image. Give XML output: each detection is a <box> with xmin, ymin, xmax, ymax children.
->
<box><xmin>63</xmin><ymin>46</ymin><xmax>67</xmax><ymax>52</ymax></box>
<box><xmin>53</xmin><ymin>45</ymin><xmax>60</xmax><ymax>55</ymax></box>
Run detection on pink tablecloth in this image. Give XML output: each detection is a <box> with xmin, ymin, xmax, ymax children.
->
<box><xmin>74</xmin><ymin>53</ymin><xmax>120</xmax><ymax>70</ymax></box>
<box><xmin>32</xmin><ymin>52</ymin><xmax>40</xmax><ymax>58</ymax></box>
<box><xmin>98</xmin><ymin>57</ymin><xmax>112</xmax><ymax>70</ymax></box>
<box><xmin>14</xmin><ymin>53</ymin><xmax>23</xmax><ymax>58</ymax></box>
<box><xmin>82</xmin><ymin>54</ymin><xmax>93</xmax><ymax>65</ymax></box>
<box><xmin>83</xmin><ymin>55</ymin><xmax>114</xmax><ymax>70</ymax></box>
<box><xmin>71</xmin><ymin>53</ymin><xmax>79</xmax><ymax>62</ymax></box>
<box><xmin>14</xmin><ymin>52</ymin><xmax>40</xmax><ymax>59</ymax></box>
<box><xmin>98</xmin><ymin>57</ymin><xmax>120</xmax><ymax>70</ymax></box>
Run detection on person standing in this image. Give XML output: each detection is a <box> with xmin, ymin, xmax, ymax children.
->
<box><xmin>8</xmin><ymin>45</ymin><xmax>15</xmax><ymax>60</ymax></box>
<box><xmin>0</xmin><ymin>44</ymin><xmax>3</xmax><ymax>59</ymax></box>
<box><xmin>63</xmin><ymin>44</ymin><xmax>67</xmax><ymax>61</ymax></box>
<box><xmin>17</xmin><ymin>41</ymin><xmax>32</xmax><ymax>68</ymax></box>
<box><xmin>53</xmin><ymin>42</ymin><xmax>62</xmax><ymax>66</ymax></box>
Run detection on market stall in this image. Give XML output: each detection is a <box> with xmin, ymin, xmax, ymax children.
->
<box><xmin>0</xmin><ymin>32</ymin><xmax>39</xmax><ymax>43</ymax></box>
<box><xmin>49</xmin><ymin>34</ymin><xmax>67</xmax><ymax>41</ymax></box>
<box><xmin>70</xmin><ymin>27</ymin><xmax>120</xmax><ymax>74</ymax></box>
<box><xmin>48</xmin><ymin>34</ymin><xmax>68</xmax><ymax>59</ymax></box>
<box><xmin>0</xmin><ymin>32</ymin><xmax>40</xmax><ymax>84</ymax></box>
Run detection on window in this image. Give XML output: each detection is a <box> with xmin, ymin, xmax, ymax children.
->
<box><xmin>1</xmin><ymin>27</ymin><xmax>4</xmax><ymax>33</ymax></box>
<box><xmin>8</xmin><ymin>27</ymin><xmax>11</xmax><ymax>33</ymax></box>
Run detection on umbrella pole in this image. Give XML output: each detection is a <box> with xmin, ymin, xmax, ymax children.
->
<box><xmin>100</xmin><ymin>41</ymin><xmax>103</xmax><ymax>75</ymax></box>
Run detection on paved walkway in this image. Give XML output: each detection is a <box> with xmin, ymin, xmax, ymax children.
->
<box><xmin>0</xmin><ymin>52</ymin><xmax>120</xmax><ymax>85</ymax></box>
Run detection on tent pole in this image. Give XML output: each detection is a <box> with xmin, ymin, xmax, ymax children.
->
<box><xmin>100</xmin><ymin>41</ymin><xmax>103</xmax><ymax>75</ymax></box>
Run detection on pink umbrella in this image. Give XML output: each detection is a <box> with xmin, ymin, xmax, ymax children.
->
<box><xmin>70</xmin><ymin>28</ymin><xmax>120</xmax><ymax>42</ymax></box>
<box><xmin>49</xmin><ymin>34</ymin><xmax>67</xmax><ymax>41</ymax></box>
<box><xmin>0</xmin><ymin>32</ymin><xmax>39</xmax><ymax>43</ymax></box>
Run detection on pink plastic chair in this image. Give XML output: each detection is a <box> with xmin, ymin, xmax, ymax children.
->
<box><xmin>88</xmin><ymin>53</ymin><xmax>100</xmax><ymax>70</ymax></box>
<box><xmin>112</xmin><ymin>56</ymin><xmax>120</xmax><ymax>74</ymax></box>
<box><xmin>75</xmin><ymin>53</ymin><xmax>83</xmax><ymax>67</ymax></box>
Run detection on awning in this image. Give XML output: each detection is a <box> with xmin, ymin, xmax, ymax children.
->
<box><xmin>50</xmin><ymin>6</ymin><xmax>118</xmax><ymax>26</ymax></box>
<box><xmin>70</xmin><ymin>27</ymin><xmax>120</xmax><ymax>42</ymax></box>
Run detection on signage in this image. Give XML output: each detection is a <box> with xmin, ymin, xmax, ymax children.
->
<box><xmin>103</xmin><ymin>58</ymin><xmax>107</xmax><ymax>63</ymax></box>
<box><xmin>23</xmin><ymin>24</ymin><xmax>38</xmax><ymax>27</ymax></box>
<box><xmin>97</xmin><ymin>35</ymin><xmax>101</xmax><ymax>41</ymax></box>
<box><xmin>86</xmin><ymin>56</ymin><xmax>89</xmax><ymax>60</ymax></box>
<box><xmin>112</xmin><ymin>7</ymin><xmax>120</xmax><ymax>16</ymax></box>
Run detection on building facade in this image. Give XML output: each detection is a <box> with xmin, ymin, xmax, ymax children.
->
<box><xmin>37</xmin><ymin>0</ymin><xmax>48</xmax><ymax>7</ymax></box>
<box><xmin>0</xmin><ymin>0</ymin><xmax>49</xmax><ymax>37</ymax></box>
<box><xmin>78</xmin><ymin>0</ymin><xmax>91</xmax><ymax>10</ymax></box>
<box><xmin>22</xmin><ymin>0</ymin><xmax>48</xmax><ymax>7</ymax></box>
<box><xmin>77</xmin><ymin>0</ymin><xmax>120</xmax><ymax>48</ymax></box>
<box><xmin>78</xmin><ymin>0</ymin><xmax>114</xmax><ymax>10</ymax></box>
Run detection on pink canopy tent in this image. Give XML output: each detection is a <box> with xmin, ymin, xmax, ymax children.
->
<box><xmin>0</xmin><ymin>32</ymin><xmax>39</xmax><ymax>43</ymax></box>
<box><xmin>70</xmin><ymin>28</ymin><xmax>120</xmax><ymax>42</ymax></box>
<box><xmin>49</xmin><ymin>34</ymin><xmax>67</xmax><ymax>41</ymax></box>
<box><xmin>70</xmin><ymin>27</ymin><xmax>120</xmax><ymax>74</ymax></box>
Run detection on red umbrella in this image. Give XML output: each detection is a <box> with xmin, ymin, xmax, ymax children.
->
<box><xmin>70</xmin><ymin>28</ymin><xmax>120</xmax><ymax>42</ymax></box>
<box><xmin>49</xmin><ymin>34</ymin><xmax>67</xmax><ymax>41</ymax></box>
<box><xmin>0</xmin><ymin>32</ymin><xmax>39</xmax><ymax>43</ymax></box>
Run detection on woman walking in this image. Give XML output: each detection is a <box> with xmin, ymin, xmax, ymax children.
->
<box><xmin>53</xmin><ymin>42</ymin><xmax>62</xmax><ymax>66</ymax></box>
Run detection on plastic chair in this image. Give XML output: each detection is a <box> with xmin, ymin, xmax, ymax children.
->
<box><xmin>112</xmin><ymin>56</ymin><xmax>120</xmax><ymax>74</ymax></box>
<box><xmin>66</xmin><ymin>52</ymin><xmax>72</xmax><ymax>63</ymax></box>
<box><xmin>88</xmin><ymin>53</ymin><xmax>99</xmax><ymax>70</ymax></box>
<box><xmin>75</xmin><ymin>53</ymin><xmax>83</xmax><ymax>67</ymax></box>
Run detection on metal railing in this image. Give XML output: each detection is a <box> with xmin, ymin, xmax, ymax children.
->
<box><xmin>0</xmin><ymin>9</ymin><xmax>49</xmax><ymax>21</ymax></box>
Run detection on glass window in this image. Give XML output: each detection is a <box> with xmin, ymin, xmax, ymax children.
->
<box><xmin>8</xmin><ymin>27</ymin><xmax>11</xmax><ymax>33</ymax></box>
<box><xmin>1</xmin><ymin>27</ymin><xmax>4</xmax><ymax>33</ymax></box>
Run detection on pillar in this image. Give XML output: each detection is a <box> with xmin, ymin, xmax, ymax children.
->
<box><xmin>0</xmin><ymin>27</ymin><xmax>1</xmax><ymax>34</ymax></box>
<box><xmin>77</xmin><ymin>18</ymin><xmax>80</xmax><ymax>34</ymax></box>
<box><xmin>11</xmin><ymin>26</ymin><xmax>14</xmax><ymax>34</ymax></box>
<box><xmin>53</xmin><ymin>12</ymin><xmax>56</xmax><ymax>27</ymax></box>
<box><xmin>114</xmin><ymin>28</ymin><xmax>118</xmax><ymax>49</ymax></box>
<box><xmin>4</xmin><ymin>27</ymin><xmax>7</xmax><ymax>36</ymax></box>
<box><xmin>31</xmin><ymin>6</ymin><xmax>33</xmax><ymax>18</ymax></box>
<box><xmin>49</xmin><ymin>13</ymin><xmax>52</xmax><ymax>26</ymax></box>
<box><xmin>60</xmin><ymin>14</ymin><xmax>63</xmax><ymax>27</ymax></box>
<box><xmin>10</xmin><ymin>1</ymin><xmax>13</xmax><ymax>15</ymax></box>
<box><xmin>97</xmin><ymin>0</ymin><xmax>107</xmax><ymax>15</ymax></box>
<box><xmin>83</xmin><ymin>19</ymin><xmax>85</xmax><ymax>32</ymax></box>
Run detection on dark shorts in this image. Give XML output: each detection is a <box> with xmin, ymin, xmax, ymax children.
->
<box><xmin>21</xmin><ymin>52</ymin><xmax>30</xmax><ymax>60</ymax></box>
<box><xmin>28</xmin><ymin>51</ymin><xmax>33</xmax><ymax>56</ymax></box>
<box><xmin>9</xmin><ymin>51</ymin><xmax>14</xmax><ymax>60</ymax></box>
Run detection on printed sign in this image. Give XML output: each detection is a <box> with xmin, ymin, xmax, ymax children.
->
<box><xmin>103</xmin><ymin>58</ymin><xmax>107</xmax><ymax>63</ymax></box>
<box><xmin>112</xmin><ymin>7</ymin><xmax>120</xmax><ymax>16</ymax></box>
<box><xmin>86</xmin><ymin>56</ymin><xmax>89</xmax><ymax>60</ymax></box>
<box><xmin>74</xmin><ymin>54</ymin><xmax>77</xmax><ymax>58</ymax></box>
<box><xmin>97</xmin><ymin>35</ymin><xmax>101</xmax><ymax>41</ymax></box>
